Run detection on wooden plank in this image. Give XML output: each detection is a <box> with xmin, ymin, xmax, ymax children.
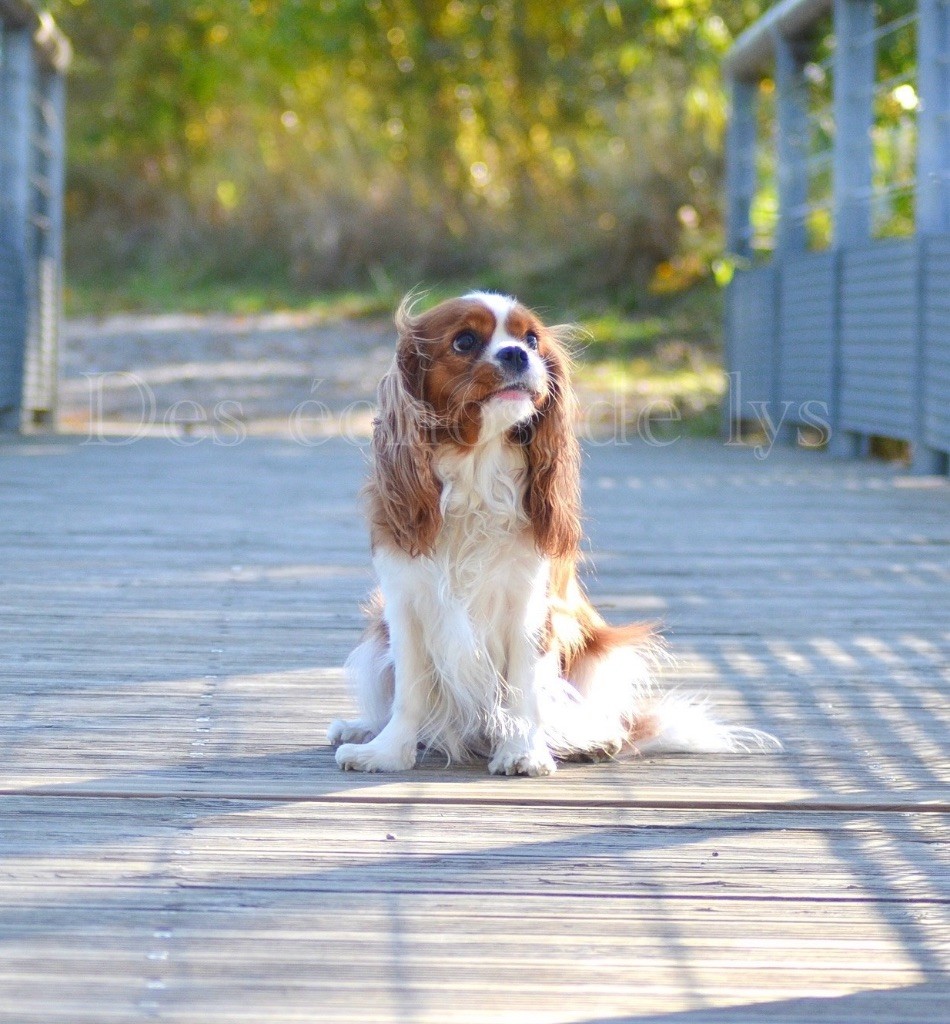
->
<box><xmin>4</xmin><ymin>798</ymin><xmax>946</xmax><ymax>904</ymax></box>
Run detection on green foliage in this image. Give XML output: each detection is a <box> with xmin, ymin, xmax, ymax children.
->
<box><xmin>50</xmin><ymin>0</ymin><xmax>767</xmax><ymax>306</ymax></box>
<box><xmin>62</xmin><ymin>267</ymin><xmax>400</xmax><ymax>319</ymax></box>
<box><xmin>572</xmin><ymin>278</ymin><xmax>724</xmax><ymax>434</ymax></box>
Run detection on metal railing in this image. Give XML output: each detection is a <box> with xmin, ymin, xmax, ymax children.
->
<box><xmin>724</xmin><ymin>0</ymin><xmax>950</xmax><ymax>473</ymax></box>
<box><xmin>0</xmin><ymin>0</ymin><xmax>70</xmax><ymax>430</ymax></box>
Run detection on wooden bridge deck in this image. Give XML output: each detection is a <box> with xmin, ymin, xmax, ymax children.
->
<box><xmin>0</xmin><ymin>435</ymin><xmax>947</xmax><ymax>1023</ymax></box>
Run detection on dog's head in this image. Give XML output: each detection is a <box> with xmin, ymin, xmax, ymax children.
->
<box><xmin>391</xmin><ymin>291</ymin><xmax>567</xmax><ymax>444</ymax></box>
<box><xmin>370</xmin><ymin>291</ymin><xmax>580</xmax><ymax>559</ymax></box>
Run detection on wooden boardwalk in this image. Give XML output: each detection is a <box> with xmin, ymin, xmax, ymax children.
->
<box><xmin>0</xmin><ymin>434</ymin><xmax>947</xmax><ymax>1023</ymax></box>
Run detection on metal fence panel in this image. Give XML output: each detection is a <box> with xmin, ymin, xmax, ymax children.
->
<box><xmin>838</xmin><ymin>241</ymin><xmax>918</xmax><ymax>439</ymax></box>
<box><xmin>923</xmin><ymin>236</ymin><xmax>950</xmax><ymax>454</ymax></box>
<box><xmin>778</xmin><ymin>250</ymin><xmax>837</xmax><ymax>417</ymax></box>
<box><xmin>0</xmin><ymin>240</ymin><xmax>27</xmax><ymax>416</ymax></box>
<box><xmin>727</xmin><ymin>265</ymin><xmax>779</xmax><ymax>419</ymax></box>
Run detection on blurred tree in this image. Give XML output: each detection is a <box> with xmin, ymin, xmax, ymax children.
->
<box><xmin>50</xmin><ymin>0</ymin><xmax>769</xmax><ymax>304</ymax></box>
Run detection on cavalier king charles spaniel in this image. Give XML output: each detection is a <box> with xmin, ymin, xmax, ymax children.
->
<box><xmin>328</xmin><ymin>291</ymin><xmax>775</xmax><ymax>775</ymax></box>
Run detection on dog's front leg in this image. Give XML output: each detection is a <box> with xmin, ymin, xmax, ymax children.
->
<box><xmin>335</xmin><ymin>591</ymin><xmax>427</xmax><ymax>773</ymax></box>
<box><xmin>488</xmin><ymin>572</ymin><xmax>557</xmax><ymax>778</ymax></box>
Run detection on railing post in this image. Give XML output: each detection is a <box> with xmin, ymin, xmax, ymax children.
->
<box><xmin>48</xmin><ymin>69</ymin><xmax>66</xmax><ymax>427</ymax></box>
<box><xmin>774</xmin><ymin>34</ymin><xmax>811</xmax><ymax>255</ymax></box>
<box><xmin>724</xmin><ymin>76</ymin><xmax>759</xmax><ymax>440</ymax></box>
<box><xmin>832</xmin><ymin>0</ymin><xmax>876</xmax><ymax>245</ymax></box>
<box><xmin>773</xmin><ymin>33</ymin><xmax>812</xmax><ymax>447</ymax></box>
<box><xmin>830</xmin><ymin>0</ymin><xmax>875</xmax><ymax>459</ymax></box>
<box><xmin>917</xmin><ymin>0</ymin><xmax>950</xmax><ymax>235</ymax></box>
<box><xmin>0</xmin><ymin>27</ymin><xmax>36</xmax><ymax>430</ymax></box>
<box><xmin>23</xmin><ymin>66</ymin><xmax>66</xmax><ymax>426</ymax></box>
<box><xmin>726</xmin><ymin>77</ymin><xmax>758</xmax><ymax>258</ymax></box>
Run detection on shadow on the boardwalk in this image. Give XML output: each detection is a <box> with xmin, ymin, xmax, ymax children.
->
<box><xmin>575</xmin><ymin>978</ymin><xmax>949</xmax><ymax>1022</ymax></box>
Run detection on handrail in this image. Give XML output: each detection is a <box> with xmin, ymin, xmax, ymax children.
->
<box><xmin>725</xmin><ymin>0</ymin><xmax>833</xmax><ymax>80</ymax></box>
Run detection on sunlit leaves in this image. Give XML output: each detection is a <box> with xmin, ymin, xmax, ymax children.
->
<box><xmin>47</xmin><ymin>0</ymin><xmax>771</xmax><ymax>289</ymax></box>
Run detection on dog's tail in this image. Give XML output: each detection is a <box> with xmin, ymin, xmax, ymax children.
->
<box><xmin>547</xmin><ymin>622</ymin><xmax>781</xmax><ymax>758</ymax></box>
<box><xmin>626</xmin><ymin>691</ymin><xmax>781</xmax><ymax>754</ymax></box>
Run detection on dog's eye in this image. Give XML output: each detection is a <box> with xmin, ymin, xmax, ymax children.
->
<box><xmin>524</xmin><ymin>330</ymin><xmax>539</xmax><ymax>350</ymax></box>
<box><xmin>453</xmin><ymin>331</ymin><xmax>478</xmax><ymax>354</ymax></box>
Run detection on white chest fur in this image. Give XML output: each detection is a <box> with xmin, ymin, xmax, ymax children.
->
<box><xmin>434</xmin><ymin>438</ymin><xmax>531</xmax><ymax>585</ymax></box>
<box><xmin>372</xmin><ymin>436</ymin><xmax>550</xmax><ymax>753</ymax></box>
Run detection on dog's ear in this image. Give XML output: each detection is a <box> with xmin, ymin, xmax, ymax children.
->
<box><xmin>522</xmin><ymin>330</ymin><xmax>582</xmax><ymax>559</ymax></box>
<box><xmin>368</xmin><ymin>301</ymin><xmax>443</xmax><ymax>557</ymax></box>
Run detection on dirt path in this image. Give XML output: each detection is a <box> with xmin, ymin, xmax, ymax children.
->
<box><xmin>59</xmin><ymin>312</ymin><xmax>396</xmax><ymax>440</ymax></box>
<box><xmin>59</xmin><ymin>311</ymin><xmax>646</xmax><ymax>443</ymax></box>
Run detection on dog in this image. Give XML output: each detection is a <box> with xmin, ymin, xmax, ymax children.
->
<box><xmin>328</xmin><ymin>291</ymin><xmax>776</xmax><ymax>774</ymax></box>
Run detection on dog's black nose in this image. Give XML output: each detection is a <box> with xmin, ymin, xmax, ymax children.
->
<box><xmin>496</xmin><ymin>346</ymin><xmax>529</xmax><ymax>373</ymax></box>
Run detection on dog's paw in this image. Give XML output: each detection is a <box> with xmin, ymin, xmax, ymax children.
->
<box><xmin>327</xmin><ymin>718</ymin><xmax>377</xmax><ymax>746</ymax></box>
<box><xmin>335</xmin><ymin>740</ymin><xmax>416</xmax><ymax>773</ymax></box>
<box><xmin>562</xmin><ymin>736</ymin><xmax>625</xmax><ymax>763</ymax></box>
<box><xmin>488</xmin><ymin>740</ymin><xmax>556</xmax><ymax>778</ymax></box>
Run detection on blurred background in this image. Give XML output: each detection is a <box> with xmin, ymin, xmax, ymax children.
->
<box><xmin>48</xmin><ymin>0</ymin><xmax>771</xmax><ymax>434</ymax></box>
<box><xmin>41</xmin><ymin>0</ymin><xmax>919</xmax><ymax>437</ymax></box>
<box><xmin>52</xmin><ymin>0</ymin><xmax>749</xmax><ymax>310</ymax></box>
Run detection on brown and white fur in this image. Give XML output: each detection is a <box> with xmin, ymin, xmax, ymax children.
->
<box><xmin>328</xmin><ymin>291</ymin><xmax>776</xmax><ymax>775</ymax></box>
